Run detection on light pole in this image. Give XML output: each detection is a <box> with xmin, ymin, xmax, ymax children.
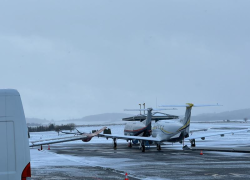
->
<box><xmin>143</xmin><ymin>103</ymin><xmax>145</xmax><ymax>115</ymax></box>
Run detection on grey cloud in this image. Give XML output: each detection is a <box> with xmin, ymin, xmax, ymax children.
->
<box><xmin>0</xmin><ymin>0</ymin><xmax>249</xmax><ymax>119</ymax></box>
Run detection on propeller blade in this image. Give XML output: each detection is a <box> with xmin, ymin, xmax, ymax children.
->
<box><xmin>152</xmin><ymin>108</ymin><xmax>177</xmax><ymax>111</ymax></box>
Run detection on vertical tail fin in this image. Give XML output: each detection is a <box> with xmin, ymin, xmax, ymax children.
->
<box><xmin>145</xmin><ymin>108</ymin><xmax>153</xmax><ymax>132</ymax></box>
<box><xmin>182</xmin><ymin>103</ymin><xmax>193</xmax><ymax>137</ymax></box>
<box><xmin>124</xmin><ymin>108</ymin><xmax>153</xmax><ymax>136</ymax></box>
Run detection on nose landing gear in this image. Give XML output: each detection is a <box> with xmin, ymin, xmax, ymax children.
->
<box><xmin>113</xmin><ymin>138</ymin><xmax>117</xmax><ymax>149</ymax></box>
<box><xmin>142</xmin><ymin>144</ymin><xmax>145</xmax><ymax>152</ymax></box>
<box><xmin>157</xmin><ymin>144</ymin><xmax>161</xmax><ymax>151</ymax></box>
<box><xmin>140</xmin><ymin>140</ymin><xmax>145</xmax><ymax>152</ymax></box>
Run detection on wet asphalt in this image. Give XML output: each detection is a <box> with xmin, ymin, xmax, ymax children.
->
<box><xmin>31</xmin><ymin>142</ymin><xmax>250</xmax><ymax>180</ymax></box>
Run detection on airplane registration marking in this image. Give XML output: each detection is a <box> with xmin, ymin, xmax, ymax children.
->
<box><xmin>153</xmin><ymin>125</ymin><xmax>173</xmax><ymax>134</ymax></box>
<box><xmin>153</xmin><ymin>125</ymin><xmax>164</xmax><ymax>130</ymax></box>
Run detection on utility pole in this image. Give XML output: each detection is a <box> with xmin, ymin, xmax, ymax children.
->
<box><xmin>139</xmin><ymin>104</ymin><xmax>141</xmax><ymax>115</ymax></box>
<box><xmin>143</xmin><ymin>103</ymin><xmax>145</xmax><ymax>115</ymax></box>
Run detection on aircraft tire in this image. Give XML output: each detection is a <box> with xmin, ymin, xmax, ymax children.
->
<box><xmin>142</xmin><ymin>145</ymin><xmax>145</xmax><ymax>152</ymax></box>
<box><xmin>191</xmin><ymin>139</ymin><xmax>196</xmax><ymax>147</ymax></box>
<box><xmin>128</xmin><ymin>142</ymin><xmax>132</xmax><ymax>148</ymax></box>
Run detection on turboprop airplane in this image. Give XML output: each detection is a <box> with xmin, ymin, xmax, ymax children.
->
<box><xmin>106</xmin><ymin>108</ymin><xmax>177</xmax><ymax>148</ymax></box>
<box><xmin>123</xmin><ymin>108</ymin><xmax>177</xmax><ymax>137</ymax></box>
<box><xmin>100</xmin><ymin>103</ymin><xmax>250</xmax><ymax>152</ymax></box>
<box><xmin>29</xmin><ymin>127</ymin><xmax>107</xmax><ymax>148</ymax></box>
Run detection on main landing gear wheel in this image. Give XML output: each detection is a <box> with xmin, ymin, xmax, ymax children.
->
<box><xmin>190</xmin><ymin>139</ymin><xmax>196</xmax><ymax>147</ymax></box>
<box><xmin>140</xmin><ymin>141</ymin><xmax>145</xmax><ymax>152</ymax></box>
<box><xmin>128</xmin><ymin>141</ymin><xmax>132</xmax><ymax>148</ymax></box>
<box><xmin>157</xmin><ymin>144</ymin><xmax>161</xmax><ymax>151</ymax></box>
<box><xmin>142</xmin><ymin>144</ymin><xmax>145</xmax><ymax>152</ymax></box>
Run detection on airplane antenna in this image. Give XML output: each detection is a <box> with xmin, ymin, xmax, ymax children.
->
<box><xmin>143</xmin><ymin>103</ymin><xmax>145</xmax><ymax>115</ymax></box>
<box><xmin>139</xmin><ymin>104</ymin><xmax>141</xmax><ymax>115</ymax></box>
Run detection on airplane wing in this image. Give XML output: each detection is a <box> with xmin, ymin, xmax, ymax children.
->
<box><xmin>29</xmin><ymin>135</ymin><xmax>88</xmax><ymax>147</ymax></box>
<box><xmin>29</xmin><ymin>127</ymin><xmax>107</xmax><ymax>147</ymax></box>
<box><xmin>61</xmin><ymin>131</ymin><xmax>78</xmax><ymax>134</ymax></box>
<box><xmin>99</xmin><ymin>134</ymin><xmax>162</xmax><ymax>142</ymax></box>
<box><xmin>186</xmin><ymin>129</ymin><xmax>250</xmax><ymax>140</ymax></box>
<box><xmin>190</xmin><ymin>128</ymin><xmax>210</xmax><ymax>134</ymax></box>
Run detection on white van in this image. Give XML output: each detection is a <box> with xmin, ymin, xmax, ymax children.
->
<box><xmin>0</xmin><ymin>89</ymin><xmax>31</xmax><ymax>180</ymax></box>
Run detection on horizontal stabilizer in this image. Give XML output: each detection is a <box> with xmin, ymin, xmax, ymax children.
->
<box><xmin>153</xmin><ymin>108</ymin><xmax>177</xmax><ymax>111</ymax></box>
<box><xmin>122</xmin><ymin>115</ymin><xmax>179</xmax><ymax>121</ymax></box>
<box><xmin>159</xmin><ymin>103</ymin><xmax>222</xmax><ymax>108</ymax></box>
<box><xmin>124</xmin><ymin>108</ymin><xmax>177</xmax><ymax>111</ymax></box>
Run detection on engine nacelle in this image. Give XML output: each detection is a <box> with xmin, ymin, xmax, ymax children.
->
<box><xmin>82</xmin><ymin>137</ymin><xmax>92</xmax><ymax>142</ymax></box>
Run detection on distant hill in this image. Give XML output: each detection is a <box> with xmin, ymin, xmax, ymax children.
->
<box><xmin>58</xmin><ymin>113</ymin><xmax>133</xmax><ymax>125</ymax></box>
<box><xmin>26</xmin><ymin>113</ymin><xmax>133</xmax><ymax>125</ymax></box>
<box><xmin>26</xmin><ymin>108</ymin><xmax>250</xmax><ymax>126</ymax></box>
<box><xmin>26</xmin><ymin>118</ymin><xmax>53</xmax><ymax>124</ymax></box>
<box><xmin>192</xmin><ymin>108</ymin><xmax>250</xmax><ymax>121</ymax></box>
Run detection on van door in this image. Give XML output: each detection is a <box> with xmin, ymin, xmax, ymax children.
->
<box><xmin>0</xmin><ymin>122</ymin><xmax>8</xmax><ymax>180</ymax></box>
<box><xmin>0</xmin><ymin>121</ymin><xmax>16</xmax><ymax>180</ymax></box>
<box><xmin>0</xmin><ymin>89</ymin><xmax>31</xmax><ymax>180</ymax></box>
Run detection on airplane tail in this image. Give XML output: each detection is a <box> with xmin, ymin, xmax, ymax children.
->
<box><xmin>159</xmin><ymin>103</ymin><xmax>222</xmax><ymax>138</ymax></box>
<box><xmin>181</xmin><ymin>103</ymin><xmax>193</xmax><ymax>138</ymax></box>
<box><xmin>145</xmin><ymin>108</ymin><xmax>153</xmax><ymax>135</ymax></box>
<box><xmin>124</xmin><ymin>108</ymin><xmax>153</xmax><ymax>136</ymax></box>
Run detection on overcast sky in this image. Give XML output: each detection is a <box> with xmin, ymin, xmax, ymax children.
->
<box><xmin>0</xmin><ymin>0</ymin><xmax>249</xmax><ymax>120</ymax></box>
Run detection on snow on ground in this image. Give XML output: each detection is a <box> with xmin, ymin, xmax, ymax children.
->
<box><xmin>29</xmin><ymin>125</ymin><xmax>125</xmax><ymax>144</ymax></box>
<box><xmin>30</xmin><ymin>122</ymin><xmax>250</xmax><ymax>152</ymax></box>
<box><xmin>30</xmin><ymin>122</ymin><xmax>250</xmax><ymax>179</ymax></box>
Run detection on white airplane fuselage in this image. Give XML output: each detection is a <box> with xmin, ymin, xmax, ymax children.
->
<box><xmin>152</xmin><ymin>120</ymin><xmax>186</xmax><ymax>142</ymax></box>
<box><xmin>124</xmin><ymin>121</ymin><xmax>148</xmax><ymax>136</ymax></box>
<box><xmin>124</xmin><ymin>119</ymin><xmax>187</xmax><ymax>142</ymax></box>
